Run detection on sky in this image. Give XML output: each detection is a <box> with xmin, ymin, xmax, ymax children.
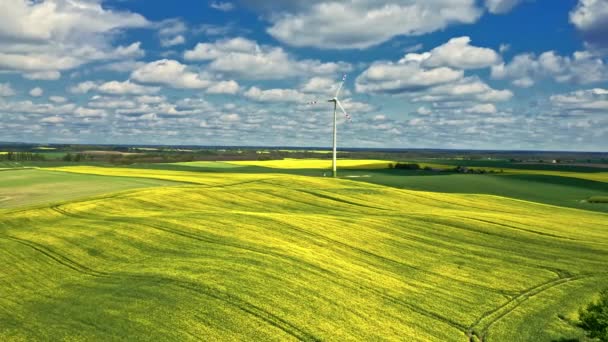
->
<box><xmin>0</xmin><ymin>0</ymin><xmax>607</xmax><ymax>151</ymax></box>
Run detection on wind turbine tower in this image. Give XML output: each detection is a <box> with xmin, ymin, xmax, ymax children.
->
<box><xmin>310</xmin><ymin>74</ymin><xmax>351</xmax><ymax>177</ymax></box>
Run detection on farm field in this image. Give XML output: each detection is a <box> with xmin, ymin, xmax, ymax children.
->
<box><xmin>0</xmin><ymin>169</ymin><xmax>178</xmax><ymax>209</ymax></box>
<box><xmin>108</xmin><ymin>159</ymin><xmax>608</xmax><ymax>213</ymax></box>
<box><xmin>1</xmin><ymin>164</ymin><xmax>607</xmax><ymax>341</ymax></box>
<box><xmin>340</xmin><ymin>170</ymin><xmax>608</xmax><ymax>213</ymax></box>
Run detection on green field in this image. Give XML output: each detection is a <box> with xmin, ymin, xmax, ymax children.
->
<box><xmin>1</xmin><ymin>163</ymin><xmax>607</xmax><ymax>341</ymax></box>
<box><xmin>0</xmin><ymin>169</ymin><xmax>178</xmax><ymax>209</ymax></box>
<box><xmin>338</xmin><ymin>170</ymin><xmax>608</xmax><ymax>213</ymax></box>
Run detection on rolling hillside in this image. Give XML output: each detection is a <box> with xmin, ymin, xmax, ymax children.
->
<box><xmin>1</xmin><ymin>166</ymin><xmax>607</xmax><ymax>341</ymax></box>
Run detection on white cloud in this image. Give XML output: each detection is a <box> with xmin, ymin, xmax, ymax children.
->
<box><xmin>49</xmin><ymin>96</ymin><xmax>67</xmax><ymax>103</ymax></box>
<box><xmin>373</xmin><ymin>114</ymin><xmax>387</xmax><ymax>121</ymax></box>
<box><xmin>485</xmin><ymin>0</ymin><xmax>523</xmax><ymax>14</ymax></box>
<box><xmin>98</xmin><ymin>80</ymin><xmax>160</xmax><ymax>95</ymax></box>
<box><xmin>421</xmin><ymin>36</ymin><xmax>500</xmax><ymax>69</ymax></box>
<box><xmin>0</xmin><ymin>99</ymin><xmax>76</xmax><ymax>116</ymax></box>
<box><xmin>98</xmin><ymin>60</ymin><xmax>146</xmax><ymax>73</ymax></box>
<box><xmin>417</xmin><ymin>106</ymin><xmax>432</xmax><ymax>115</ymax></box>
<box><xmin>220</xmin><ymin>113</ymin><xmax>240</xmax><ymax>122</ymax></box>
<box><xmin>131</xmin><ymin>59</ymin><xmax>211</xmax><ymax>89</ymax></box>
<box><xmin>29</xmin><ymin>87</ymin><xmax>43</xmax><ymax>97</ymax></box>
<box><xmin>211</xmin><ymin>1</ymin><xmax>235</xmax><ymax>11</ymax></box>
<box><xmin>356</xmin><ymin>37</ymin><xmax>506</xmax><ymax>98</ymax></box>
<box><xmin>0</xmin><ymin>83</ymin><xmax>15</xmax><ymax>96</ymax></box>
<box><xmin>23</xmin><ymin>70</ymin><xmax>61</xmax><ymax>80</ymax></box>
<box><xmin>551</xmin><ymin>88</ymin><xmax>608</xmax><ymax>112</ymax></box>
<box><xmin>301</xmin><ymin>77</ymin><xmax>336</xmax><ymax>93</ymax></box>
<box><xmin>88</xmin><ymin>96</ymin><xmax>137</xmax><ymax>109</ymax></box>
<box><xmin>465</xmin><ymin>103</ymin><xmax>497</xmax><ymax>114</ymax></box>
<box><xmin>0</xmin><ymin>0</ymin><xmax>148</xmax><ymax>77</ymax></box>
<box><xmin>244</xmin><ymin>87</ymin><xmax>307</xmax><ymax>103</ymax></box>
<box><xmin>161</xmin><ymin>35</ymin><xmax>185</xmax><ymax>47</ymax></box>
<box><xmin>41</xmin><ymin>116</ymin><xmax>64</xmax><ymax>124</ymax></box>
<box><xmin>157</xmin><ymin>19</ymin><xmax>187</xmax><ymax>47</ymax></box>
<box><xmin>491</xmin><ymin>50</ymin><xmax>608</xmax><ymax>85</ymax></box>
<box><xmin>184</xmin><ymin>37</ymin><xmax>351</xmax><ymax>79</ymax></box>
<box><xmin>69</xmin><ymin>81</ymin><xmax>99</xmax><ymax>94</ymax></box>
<box><xmin>69</xmin><ymin>80</ymin><xmax>159</xmax><ymax>95</ymax></box>
<box><xmin>355</xmin><ymin>60</ymin><xmax>463</xmax><ymax>94</ymax></box>
<box><xmin>570</xmin><ymin>0</ymin><xmax>608</xmax><ymax>48</ymax></box>
<box><xmin>207</xmin><ymin>80</ymin><xmax>240</xmax><ymax>94</ymax></box>
<box><xmin>259</xmin><ymin>0</ymin><xmax>483</xmax><ymax>49</ymax></box>
<box><xmin>136</xmin><ymin>95</ymin><xmax>166</xmax><ymax>104</ymax></box>
<box><xmin>416</xmin><ymin>77</ymin><xmax>513</xmax><ymax>102</ymax></box>
<box><xmin>74</xmin><ymin>107</ymin><xmax>107</xmax><ymax>118</ymax></box>
<box><xmin>512</xmin><ymin>77</ymin><xmax>534</xmax><ymax>88</ymax></box>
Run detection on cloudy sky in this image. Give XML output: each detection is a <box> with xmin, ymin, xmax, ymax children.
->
<box><xmin>0</xmin><ymin>0</ymin><xmax>607</xmax><ymax>150</ymax></box>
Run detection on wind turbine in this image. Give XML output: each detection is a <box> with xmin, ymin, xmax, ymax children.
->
<box><xmin>309</xmin><ymin>74</ymin><xmax>351</xmax><ymax>178</ymax></box>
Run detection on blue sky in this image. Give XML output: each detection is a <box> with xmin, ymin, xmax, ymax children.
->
<box><xmin>0</xmin><ymin>0</ymin><xmax>607</xmax><ymax>150</ymax></box>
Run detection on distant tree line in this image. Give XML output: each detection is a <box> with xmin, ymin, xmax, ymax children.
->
<box><xmin>388</xmin><ymin>163</ymin><xmax>503</xmax><ymax>174</ymax></box>
<box><xmin>62</xmin><ymin>153</ymin><xmax>92</xmax><ymax>162</ymax></box>
<box><xmin>0</xmin><ymin>152</ymin><xmax>46</xmax><ymax>161</ymax></box>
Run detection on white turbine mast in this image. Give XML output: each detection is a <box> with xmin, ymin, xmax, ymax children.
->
<box><xmin>308</xmin><ymin>74</ymin><xmax>351</xmax><ymax>178</ymax></box>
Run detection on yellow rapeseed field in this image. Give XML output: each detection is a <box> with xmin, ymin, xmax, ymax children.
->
<box><xmin>227</xmin><ymin>158</ymin><xmax>395</xmax><ymax>169</ymax></box>
<box><xmin>1</xmin><ymin>166</ymin><xmax>607</xmax><ymax>341</ymax></box>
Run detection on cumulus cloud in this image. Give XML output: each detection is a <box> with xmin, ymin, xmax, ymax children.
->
<box><xmin>465</xmin><ymin>103</ymin><xmax>497</xmax><ymax>114</ymax></box>
<box><xmin>41</xmin><ymin>116</ymin><xmax>64</xmax><ymax>124</ymax></box>
<box><xmin>417</xmin><ymin>106</ymin><xmax>432</xmax><ymax>115</ymax></box>
<box><xmin>206</xmin><ymin>80</ymin><xmax>240</xmax><ymax>94</ymax></box>
<box><xmin>70</xmin><ymin>80</ymin><xmax>160</xmax><ymax>95</ymax></box>
<box><xmin>491</xmin><ymin>50</ymin><xmax>608</xmax><ymax>86</ymax></box>
<box><xmin>184</xmin><ymin>37</ymin><xmax>351</xmax><ymax>79</ymax></box>
<box><xmin>69</xmin><ymin>81</ymin><xmax>99</xmax><ymax>94</ymax></box>
<box><xmin>23</xmin><ymin>70</ymin><xmax>61</xmax><ymax>80</ymax></box>
<box><xmin>0</xmin><ymin>83</ymin><xmax>15</xmax><ymax>96</ymax></box>
<box><xmin>0</xmin><ymin>0</ymin><xmax>148</xmax><ymax>78</ymax></box>
<box><xmin>29</xmin><ymin>87</ymin><xmax>43</xmax><ymax>97</ymax></box>
<box><xmin>570</xmin><ymin>0</ymin><xmax>608</xmax><ymax>48</ymax></box>
<box><xmin>74</xmin><ymin>107</ymin><xmax>107</xmax><ymax>118</ymax></box>
<box><xmin>131</xmin><ymin>59</ymin><xmax>211</xmax><ymax>89</ymax></box>
<box><xmin>421</xmin><ymin>77</ymin><xmax>513</xmax><ymax>102</ymax></box>
<box><xmin>550</xmin><ymin>88</ymin><xmax>608</xmax><ymax>112</ymax></box>
<box><xmin>99</xmin><ymin>80</ymin><xmax>160</xmax><ymax>95</ymax></box>
<box><xmin>161</xmin><ymin>35</ymin><xmax>185</xmax><ymax>47</ymax></box>
<box><xmin>485</xmin><ymin>0</ymin><xmax>523</xmax><ymax>14</ymax></box>
<box><xmin>49</xmin><ymin>96</ymin><xmax>67</xmax><ymax>103</ymax></box>
<box><xmin>356</xmin><ymin>37</ymin><xmax>505</xmax><ymax>97</ymax></box>
<box><xmin>356</xmin><ymin>60</ymin><xmax>463</xmax><ymax>94</ymax></box>
<box><xmin>244</xmin><ymin>0</ymin><xmax>482</xmax><ymax>49</ymax></box>
<box><xmin>157</xmin><ymin>19</ymin><xmax>187</xmax><ymax>47</ymax></box>
<box><xmin>420</xmin><ymin>36</ymin><xmax>500</xmax><ymax>69</ymax></box>
<box><xmin>244</xmin><ymin>87</ymin><xmax>308</xmax><ymax>103</ymax></box>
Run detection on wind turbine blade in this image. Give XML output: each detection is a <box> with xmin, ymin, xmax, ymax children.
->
<box><xmin>336</xmin><ymin>100</ymin><xmax>351</xmax><ymax>122</ymax></box>
<box><xmin>335</xmin><ymin>74</ymin><xmax>347</xmax><ymax>98</ymax></box>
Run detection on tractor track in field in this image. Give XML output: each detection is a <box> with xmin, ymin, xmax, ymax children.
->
<box><xmin>466</xmin><ymin>272</ymin><xmax>605</xmax><ymax>341</ymax></box>
<box><xmin>457</xmin><ymin>216</ymin><xmax>584</xmax><ymax>242</ymax></box>
<box><xmin>45</xmin><ymin>203</ymin><xmax>469</xmax><ymax>331</ymax></box>
<box><xmin>0</xmin><ymin>235</ymin><xmax>108</xmax><ymax>278</ymax></box>
<box><xmin>295</xmin><ymin>189</ymin><xmax>392</xmax><ymax>211</ymax></box>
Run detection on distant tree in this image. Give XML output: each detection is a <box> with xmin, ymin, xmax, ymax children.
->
<box><xmin>63</xmin><ymin>153</ymin><xmax>73</xmax><ymax>162</ymax></box>
<box><xmin>579</xmin><ymin>289</ymin><xmax>608</xmax><ymax>341</ymax></box>
<box><xmin>394</xmin><ymin>163</ymin><xmax>420</xmax><ymax>170</ymax></box>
